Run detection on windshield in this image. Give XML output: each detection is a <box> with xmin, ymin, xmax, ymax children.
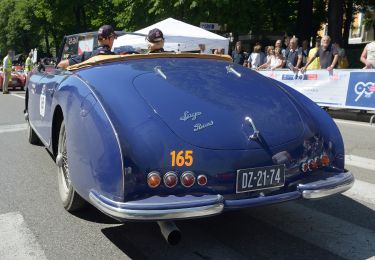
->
<box><xmin>59</xmin><ymin>31</ymin><xmax>127</xmax><ymax>61</ymax></box>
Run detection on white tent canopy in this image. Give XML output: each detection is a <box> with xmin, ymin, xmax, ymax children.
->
<box><xmin>113</xmin><ymin>18</ymin><xmax>229</xmax><ymax>54</ymax></box>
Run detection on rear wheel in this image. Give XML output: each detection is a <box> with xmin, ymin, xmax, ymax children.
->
<box><xmin>57</xmin><ymin>120</ymin><xmax>86</xmax><ymax>211</ymax></box>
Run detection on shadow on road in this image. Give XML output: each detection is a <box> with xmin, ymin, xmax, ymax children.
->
<box><xmin>97</xmin><ymin>192</ymin><xmax>375</xmax><ymax>259</ymax></box>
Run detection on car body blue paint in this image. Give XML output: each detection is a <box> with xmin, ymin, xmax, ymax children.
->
<box><xmin>26</xmin><ymin>56</ymin><xmax>353</xmax><ymax>221</ymax></box>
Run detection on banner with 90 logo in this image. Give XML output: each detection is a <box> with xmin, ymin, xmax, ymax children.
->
<box><xmin>346</xmin><ymin>72</ymin><xmax>375</xmax><ymax>109</ymax></box>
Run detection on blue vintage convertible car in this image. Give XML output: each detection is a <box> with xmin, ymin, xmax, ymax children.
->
<box><xmin>25</xmin><ymin>33</ymin><xmax>354</xmax><ymax>244</ymax></box>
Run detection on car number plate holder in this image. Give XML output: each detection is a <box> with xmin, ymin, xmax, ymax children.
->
<box><xmin>236</xmin><ymin>165</ymin><xmax>285</xmax><ymax>193</ymax></box>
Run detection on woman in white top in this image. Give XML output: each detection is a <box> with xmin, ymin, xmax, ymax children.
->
<box><xmin>258</xmin><ymin>47</ymin><xmax>284</xmax><ymax>70</ymax></box>
<box><xmin>247</xmin><ymin>45</ymin><xmax>262</xmax><ymax>69</ymax></box>
<box><xmin>360</xmin><ymin>41</ymin><xmax>375</xmax><ymax>69</ymax></box>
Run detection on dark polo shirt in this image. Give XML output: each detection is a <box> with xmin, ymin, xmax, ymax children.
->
<box><xmin>231</xmin><ymin>49</ymin><xmax>245</xmax><ymax>65</ymax></box>
<box><xmin>315</xmin><ymin>44</ymin><xmax>338</xmax><ymax>69</ymax></box>
<box><xmin>284</xmin><ymin>47</ymin><xmax>302</xmax><ymax>67</ymax></box>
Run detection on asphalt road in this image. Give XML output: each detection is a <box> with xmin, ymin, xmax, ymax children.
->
<box><xmin>0</xmin><ymin>91</ymin><xmax>374</xmax><ymax>260</ymax></box>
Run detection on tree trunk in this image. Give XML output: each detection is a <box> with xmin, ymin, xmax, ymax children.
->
<box><xmin>81</xmin><ymin>5</ymin><xmax>87</xmax><ymax>32</ymax></box>
<box><xmin>328</xmin><ymin>0</ymin><xmax>344</xmax><ymax>45</ymax></box>
<box><xmin>50</xmin><ymin>25</ymin><xmax>59</xmax><ymax>57</ymax></box>
<box><xmin>343</xmin><ymin>0</ymin><xmax>353</xmax><ymax>48</ymax></box>
<box><xmin>75</xmin><ymin>5</ymin><xmax>82</xmax><ymax>32</ymax></box>
<box><xmin>296</xmin><ymin>0</ymin><xmax>313</xmax><ymax>42</ymax></box>
<box><xmin>43</xmin><ymin>14</ymin><xmax>51</xmax><ymax>56</ymax></box>
<box><xmin>267</xmin><ymin>0</ymin><xmax>277</xmax><ymax>31</ymax></box>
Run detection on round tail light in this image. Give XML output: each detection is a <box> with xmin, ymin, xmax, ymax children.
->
<box><xmin>181</xmin><ymin>171</ymin><xmax>195</xmax><ymax>187</ymax></box>
<box><xmin>308</xmin><ymin>159</ymin><xmax>318</xmax><ymax>170</ymax></box>
<box><xmin>147</xmin><ymin>171</ymin><xmax>161</xmax><ymax>188</ymax></box>
<box><xmin>164</xmin><ymin>171</ymin><xmax>178</xmax><ymax>188</ymax></box>
<box><xmin>197</xmin><ymin>175</ymin><xmax>207</xmax><ymax>186</ymax></box>
<box><xmin>321</xmin><ymin>155</ymin><xmax>330</xmax><ymax>166</ymax></box>
<box><xmin>301</xmin><ymin>162</ymin><xmax>309</xmax><ymax>173</ymax></box>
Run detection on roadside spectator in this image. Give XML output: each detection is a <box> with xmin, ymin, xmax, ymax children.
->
<box><xmin>283</xmin><ymin>36</ymin><xmax>291</xmax><ymax>56</ymax></box>
<box><xmin>334</xmin><ymin>43</ymin><xmax>348</xmax><ymax>69</ymax></box>
<box><xmin>360</xmin><ymin>40</ymin><xmax>375</xmax><ymax>69</ymax></box>
<box><xmin>213</xmin><ymin>48</ymin><xmax>224</xmax><ymax>55</ymax></box>
<box><xmin>302</xmin><ymin>35</ymin><xmax>339</xmax><ymax>72</ymax></box>
<box><xmin>247</xmin><ymin>44</ymin><xmax>262</xmax><ymax>69</ymax></box>
<box><xmin>265</xmin><ymin>46</ymin><xmax>274</xmax><ymax>62</ymax></box>
<box><xmin>273</xmin><ymin>47</ymin><xmax>285</xmax><ymax>69</ymax></box>
<box><xmin>198</xmin><ymin>44</ymin><xmax>206</xmax><ymax>54</ymax></box>
<box><xmin>231</xmin><ymin>41</ymin><xmax>245</xmax><ymax>65</ymax></box>
<box><xmin>284</xmin><ymin>37</ymin><xmax>302</xmax><ymax>72</ymax></box>
<box><xmin>275</xmin><ymin>39</ymin><xmax>285</xmax><ymax>56</ymax></box>
<box><xmin>25</xmin><ymin>52</ymin><xmax>33</xmax><ymax>75</ymax></box>
<box><xmin>307</xmin><ymin>37</ymin><xmax>321</xmax><ymax>70</ymax></box>
<box><xmin>258</xmin><ymin>46</ymin><xmax>284</xmax><ymax>70</ymax></box>
<box><xmin>256</xmin><ymin>42</ymin><xmax>266</xmax><ymax>65</ymax></box>
<box><xmin>2</xmin><ymin>50</ymin><xmax>14</xmax><ymax>94</ymax></box>
<box><xmin>301</xmin><ymin>40</ymin><xmax>309</xmax><ymax>67</ymax></box>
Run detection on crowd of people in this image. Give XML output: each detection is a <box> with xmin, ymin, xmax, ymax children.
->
<box><xmin>230</xmin><ymin>35</ymin><xmax>351</xmax><ymax>72</ymax></box>
<box><xmin>4</xmin><ymin>24</ymin><xmax>375</xmax><ymax>94</ymax></box>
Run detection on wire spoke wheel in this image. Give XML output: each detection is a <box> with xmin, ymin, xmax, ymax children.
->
<box><xmin>57</xmin><ymin>120</ymin><xmax>86</xmax><ymax>211</ymax></box>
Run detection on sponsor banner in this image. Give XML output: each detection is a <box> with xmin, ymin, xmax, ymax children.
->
<box><xmin>258</xmin><ymin>69</ymin><xmax>375</xmax><ymax>110</ymax></box>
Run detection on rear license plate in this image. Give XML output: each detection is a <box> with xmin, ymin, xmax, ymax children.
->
<box><xmin>12</xmin><ymin>80</ymin><xmax>17</xmax><ymax>85</ymax></box>
<box><xmin>236</xmin><ymin>165</ymin><xmax>285</xmax><ymax>193</ymax></box>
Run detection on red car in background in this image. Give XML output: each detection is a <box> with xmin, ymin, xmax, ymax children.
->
<box><xmin>0</xmin><ymin>65</ymin><xmax>27</xmax><ymax>91</ymax></box>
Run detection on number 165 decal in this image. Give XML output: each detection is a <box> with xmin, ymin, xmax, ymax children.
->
<box><xmin>170</xmin><ymin>150</ymin><xmax>193</xmax><ymax>167</ymax></box>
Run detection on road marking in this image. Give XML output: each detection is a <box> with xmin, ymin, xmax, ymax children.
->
<box><xmin>346</xmin><ymin>154</ymin><xmax>375</xmax><ymax>171</ymax></box>
<box><xmin>343</xmin><ymin>179</ymin><xmax>375</xmax><ymax>205</ymax></box>
<box><xmin>0</xmin><ymin>212</ymin><xmax>47</xmax><ymax>259</ymax></box>
<box><xmin>0</xmin><ymin>123</ymin><xmax>27</xmax><ymax>134</ymax></box>
<box><xmin>247</xmin><ymin>202</ymin><xmax>375</xmax><ymax>260</ymax></box>
<box><xmin>334</xmin><ymin>119</ymin><xmax>375</xmax><ymax>128</ymax></box>
<box><xmin>10</xmin><ymin>93</ymin><xmax>25</xmax><ymax>99</ymax></box>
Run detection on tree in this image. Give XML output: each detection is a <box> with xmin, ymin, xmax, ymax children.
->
<box><xmin>296</xmin><ymin>0</ymin><xmax>313</xmax><ymax>42</ymax></box>
<box><xmin>328</xmin><ymin>0</ymin><xmax>344</xmax><ymax>45</ymax></box>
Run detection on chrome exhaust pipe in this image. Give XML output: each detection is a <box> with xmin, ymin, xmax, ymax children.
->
<box><xmin>157</xmin><ymin>221</ymin><xmax>181</xmax><ymax>245</ymax></box>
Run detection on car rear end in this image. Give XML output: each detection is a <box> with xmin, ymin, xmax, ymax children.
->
<box><xmin>74</xmin><ymin>55</ymin><xmax>353</xmax><ymax>221</ymax></box>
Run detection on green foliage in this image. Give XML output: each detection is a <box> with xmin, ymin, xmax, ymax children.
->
<box><xmin>0</xmin><ymin>0</ymin><xmax>373</xmax><ymax>57</ymax></box>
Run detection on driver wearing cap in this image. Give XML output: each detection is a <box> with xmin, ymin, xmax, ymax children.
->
<box><xmin>57</xmin><ymin>25</ymin><xmax>117</xmax><ymax>69</ymax></box>
<box><xmin>146</xmin><ymin>28</ymin><xmax>165</xmax><ymax>53</ymax></box>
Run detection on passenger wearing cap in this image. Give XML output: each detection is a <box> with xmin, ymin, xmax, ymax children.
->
<box><xmin>57</xmin><ymin>25</ymin><xmax>117</xmax><ymax>69</ymax></box>
<box><xmin>147</xmin><ymin>28</ymin><xmax>165</xmax><ymax>53</ymax></box>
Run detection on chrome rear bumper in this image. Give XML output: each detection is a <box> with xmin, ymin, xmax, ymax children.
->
<box><xmin>89</xmin><ymin>170</ymin><xmax>354</xmax><ymax>221</ymax></box>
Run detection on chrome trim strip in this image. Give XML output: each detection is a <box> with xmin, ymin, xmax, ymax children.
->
<box><xmin>74</xmin><ymin>75</ymin><xmax>126</xmax><ymax>196</ymax></box>
<box><xmin>226</xmin><ymin>65</ymin><xmax>241</xmax><ymax>77</ymax></box>
<box><xmin>300</xmin><ymin>179</ymin><xmax>354</xmax><ymax>199</ymax></box>
<box><xmin>89</xmin><ymin>192</ymin><xmax>224</xmax><ymax>220</ymax></box>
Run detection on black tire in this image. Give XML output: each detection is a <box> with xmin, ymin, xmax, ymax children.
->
<box><xmin>57</xmin><ymin>120</ymin><xmax>86</xmax><ymax>212</ymax></box>
<box><xmin>27</xmin><ymin>118</ymin><xmax>41</xmax><ymax>145</ymax></box>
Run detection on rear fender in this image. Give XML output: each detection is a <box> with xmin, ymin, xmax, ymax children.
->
<box><xmin>270</xmin><ymin>79</ymin><xmax>345</xmax><ymax>169</ymax></box>
<box><xmin>52</xmin><ymin>76</ymin><xmax>125</xmax><ymax>202</ymax></box>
